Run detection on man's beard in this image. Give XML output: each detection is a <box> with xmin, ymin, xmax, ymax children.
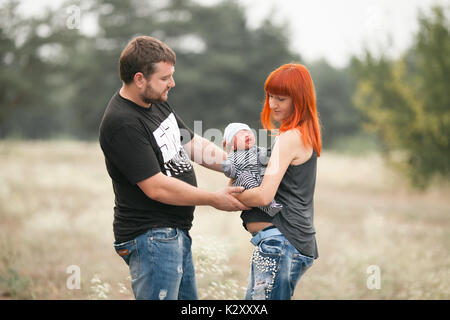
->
<box><xmin>141</xmin><ymin>83</ymin><xmax>169</xmax><ymax>105</ymax></box>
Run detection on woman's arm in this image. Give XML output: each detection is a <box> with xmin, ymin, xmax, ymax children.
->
<box><xmin>234</xmin><ymin>130</ymin><xmax>301</xmax><ymax>207</ymax></box>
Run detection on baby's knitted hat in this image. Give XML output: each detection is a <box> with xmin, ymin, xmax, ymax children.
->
<box><xmin>223</xmin><ymin>123</ymin><xmax>252</xmax><ymax>143</ymax></box>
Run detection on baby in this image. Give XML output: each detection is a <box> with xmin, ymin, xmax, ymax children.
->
<box><xmin>221</xmin><ymin>123</ymin><xmax>282</xmax><ymax>217</ymax></box>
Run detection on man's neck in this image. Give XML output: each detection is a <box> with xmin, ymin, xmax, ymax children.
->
<box><xmin>119</xmin><ymin>85</ymin><xmax>151</xmax><ymax>109</ymax></box>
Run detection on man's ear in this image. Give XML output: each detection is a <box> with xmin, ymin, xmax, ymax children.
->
<box><xmin>222</xmin><ymin>140</ymin><xmax>226</xmax><ymax>148</ymax></box>
<box><xmin>133</xmin><ymin>72</ymin><xmax>146</xmax><ymax>89</ymax></box>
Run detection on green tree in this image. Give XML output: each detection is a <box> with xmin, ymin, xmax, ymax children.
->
<box><xmin>352</xmin><ymin>5</ymin><xmax>450</xmax><ymax>187</ymax></box>
<box><xmin>0</xmin><ymin>0</ymin><xmax>86</xmax><ymax>138</ymax></box>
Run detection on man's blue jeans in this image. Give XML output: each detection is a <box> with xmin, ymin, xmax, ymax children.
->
<box><xmin>245</xmin><ymin>229</ymin><xmax>314</xmax><ymax>300</ymax></box>
<box><xmin>114</xmin><ymin>228</ymin><xmax>198</xmax><ymax>300</ymax></box>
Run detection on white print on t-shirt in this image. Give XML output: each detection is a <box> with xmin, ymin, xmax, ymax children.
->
<box><xmin>153</xmin><ymin>113</ymin><xmax>192</xmax><ymax>177</ymax></box>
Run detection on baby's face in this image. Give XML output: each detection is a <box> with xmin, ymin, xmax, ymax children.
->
<box><xmin>231</xmin><ymin>130</ymin><xmax>255</xmax><ymax>151</ymax></box>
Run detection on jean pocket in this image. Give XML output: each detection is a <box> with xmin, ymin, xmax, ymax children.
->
<box><xmin>151</xmin><ymin>227</ymin><xmax>179</xmax><ymax>241</ymax></box>
<box><xmin>292</xmin><ymin>253</ymin><xmax>314</xmax><ymax>276</ymax></box>
<box><xmin>258</xmin><ymin>237</ymin><xmax>283</xmax><ymax>256</ymax></box>
<box><xmin>114</xmin><ymin>239</ymin><xmax>139</xmax><ymax>279</ymax></box>
<box><xmin>293</xmin><ymin>252</ymin><xmax>314</xmax><ymax>266</ymax></box>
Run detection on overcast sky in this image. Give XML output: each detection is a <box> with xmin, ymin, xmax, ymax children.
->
<box><xmin>17</xmin><ymin>0</ymin><xmax>449</xmax><ymax>68</ymax></box>
<box><xmin>200</xmin><ymin>0</ymin><xmax>449</xmax><ymax>67</ymax></box>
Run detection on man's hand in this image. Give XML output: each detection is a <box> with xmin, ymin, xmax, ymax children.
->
<box><xmin>212</xmin><ymin>186</ymin><xmax>251</xmax><ymax>211</ymax></box>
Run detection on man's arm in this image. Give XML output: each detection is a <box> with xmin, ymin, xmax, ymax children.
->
<box><xmin>183</xmin><ymin>134</ymin><xmax>227</xmax><ymax>173</ymax></box>
<box><xmin>137</xmin><ymin>172</ymin><xmax>250</xmax><ymax>211</ymax></box>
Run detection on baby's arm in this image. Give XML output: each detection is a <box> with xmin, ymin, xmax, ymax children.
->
<box><xmin>222</xmin><ymin>158</ymin><xmax>236</xmax><ymax>179</ymax></box>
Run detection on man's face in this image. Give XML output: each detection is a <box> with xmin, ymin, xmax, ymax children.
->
<box><xmin>141</xmin><ymin>61</ymin><xmax>175</xmax><ymax>104</ymax></box>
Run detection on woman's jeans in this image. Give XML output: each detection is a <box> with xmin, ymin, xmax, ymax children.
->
<box><xmin>113</xmin><ymin>228</ymin><xmax>198</xmax><ymax>300</ymax></box>
<box><xmin>245</xmin><ymin>228</ymin><xmax>314</xmax><ymax>300</ymax></box>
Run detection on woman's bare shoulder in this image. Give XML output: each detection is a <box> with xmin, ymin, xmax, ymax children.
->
<box><xmin>278</xmin><ymin>129</ymin><xmax>302</xmax><ymax>146</ymax></box>
<box><xmin>279</xmin><ymin>129</ymin><xmax>312</xmax><ymax>165</ymax></box>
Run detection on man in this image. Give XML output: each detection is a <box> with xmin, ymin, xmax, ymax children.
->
<box><xmin>99</xmin><ymin>36</ymin><xmax>249</xmax><ymax>300</ymax></box>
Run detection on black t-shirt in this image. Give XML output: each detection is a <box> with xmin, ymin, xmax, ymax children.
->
<box><xmin>99</xmin><ymin>91</ymin><xmax>197</xmax><ymax>243</ymax></box>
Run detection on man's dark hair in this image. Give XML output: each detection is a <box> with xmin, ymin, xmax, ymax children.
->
<box><xmin>119</xmin><ymin>36</ymin><xmax>176</xmax><ymax>84</ymax></box>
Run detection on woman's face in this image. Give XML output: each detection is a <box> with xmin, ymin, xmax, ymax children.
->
<box><xmin>268</xmin><ymin>93</ymin><xmax>294</xmax><ymax>123</ymax></box>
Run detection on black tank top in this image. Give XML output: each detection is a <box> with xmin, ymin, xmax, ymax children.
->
<box><xmin>241</xmin><ymin>149</ymin><xmax>318</xmax><ymax>259</ymax></box>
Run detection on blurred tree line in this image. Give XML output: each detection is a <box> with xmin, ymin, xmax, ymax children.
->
<box><xmin>0</xmin><ymin>0</ymin><xmax>358</xmax><ymax>145</ymax></box>
<box><xmin>0</xmin><ymin>0</ymin><xmax>448</xmax><ymax>187</ymax></box>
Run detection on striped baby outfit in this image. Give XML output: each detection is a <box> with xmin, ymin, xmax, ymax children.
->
<box><xmin>222</xmin><ymin>146</ymin><xmax>282</xmax><ymax>216</ymax></box>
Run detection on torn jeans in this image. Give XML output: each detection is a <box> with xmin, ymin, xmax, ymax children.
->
<box><xmin>245</xmin><ymin>227</ymin><xmax>314</xmax><ymax>300</ymax></box>
<box><xmin>113</xmin><ymin>227</ymin><xmax>197</xmax><ymax>300</ymax></box>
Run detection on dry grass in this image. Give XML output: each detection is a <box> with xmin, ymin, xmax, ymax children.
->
<box><xmin>0</xmin><ymin>140</ymin><xmax>448</xmax><ymax>299</ymax></box>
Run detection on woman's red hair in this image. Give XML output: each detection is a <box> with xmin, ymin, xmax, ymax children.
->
<box><xmin>261</xmin><ymin>63</ymin><xmax>322</xmax><ymax>157</ymax></box>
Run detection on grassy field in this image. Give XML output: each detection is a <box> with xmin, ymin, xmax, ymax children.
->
<box><xmin>0</xmin><ymin>140</ymin><xmax>449</xmax><ymax>299</ymax></box>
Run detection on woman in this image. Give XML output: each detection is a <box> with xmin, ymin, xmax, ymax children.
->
<box><xmin>235</xmin><ymin>63</ymin><xmax>322</xmax><ymax>300</ymax></box>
